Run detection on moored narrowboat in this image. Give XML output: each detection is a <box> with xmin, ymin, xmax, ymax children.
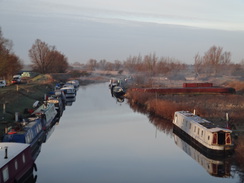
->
<box><xmin>60</xmin><ymin>86</ymin><xmax>76</xmax><ymax>99</ymax></box>
<box><xmin>0</xmin><ymin>142</ymin><xmax>35</xmax><ymax>183</ymax></box>
<box><xmin>112</xmin><ymin>86</ymin><xmax>125</xmax><ymax>97</ymax></box>
<box><xmin>47</xmin><ymin>95</ymin><xmax>64</xmax><ymax>120</ymax></box>
<box><xmin>172</xmin><ymin>111</ymin><xmax>234</xmax><ymax>156</ymax></box>
<box><xmin>3</xmin><ymin>117</ymin><xmax>44</xmax><ymax>160</ymax></box>
<box><xmin>31</xmin><ymin>102</ymin><xmax>57</xmax><ymax>130</ymax></box>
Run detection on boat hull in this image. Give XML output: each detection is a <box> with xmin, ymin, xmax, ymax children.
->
<box><xmin>173</xmin><ymin>125</ymin><xmax>234</xmax><ymax>158</ymax></box>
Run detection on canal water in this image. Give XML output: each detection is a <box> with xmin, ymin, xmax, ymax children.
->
<box><xmin>35</xmin><ymin>83</ymin><xmax>242</xmax><ymax>183</ymax></box>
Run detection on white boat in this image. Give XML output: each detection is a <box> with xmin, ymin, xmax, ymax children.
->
<box><xmin>31</xmin><ymin>102</ymin><xmax>57</xmax><ymax>130</ymax></box>
<box><xmin>60</xmin><ymin>86</ymin><xmax>76</xmax><ymax>99</ymax></box>
<box><xmin>172</xmin><ymin>111</ymin><xmax>234</xmax><ymax>156</ymax></box>
<box><xmin>0</xmin><ymin>142</ymin><xmax>35</xmax><ymax>183</ymax></box>
<box><xmin>66</xmin><ymin>80</ymin><xmax>79</xmax><ymax>90</ymax></box>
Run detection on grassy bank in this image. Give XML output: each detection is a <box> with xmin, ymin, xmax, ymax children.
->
<box><xmin>0</xmin><ymin>75</ymin><xmax>54</xmax><ymax>135</ymax></box>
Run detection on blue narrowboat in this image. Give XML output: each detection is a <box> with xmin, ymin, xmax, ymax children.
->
<box><xmin>3</xmin><ymin>117</ymin><xmax>44</xmax><ymax>160</ymax></box>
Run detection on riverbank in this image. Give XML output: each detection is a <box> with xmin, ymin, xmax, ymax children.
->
<box><xmin>0</xmin><ymin>72</ymin><xmax>112</xmax><ymax>137</ymax></box>
<box><xmin>125</xmin><ymin>79</ymin><xmax>244</xmax><ymax>130</ymax></box>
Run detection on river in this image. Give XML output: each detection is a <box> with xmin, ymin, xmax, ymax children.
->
<box><xmin>34</xmin><ymin>82</ymin><xmax>242</xmax><ymax>183</ymax></box>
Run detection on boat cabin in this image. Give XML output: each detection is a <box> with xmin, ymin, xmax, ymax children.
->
<box><xmin>0</xmin><ymin>143</ymin><xmax>34</xmax><ymax>183</ymax></box>
<box><xmin>173</xmin><ymin>111</ymin><xmax>234</xmax><ymax>154</ymax></box>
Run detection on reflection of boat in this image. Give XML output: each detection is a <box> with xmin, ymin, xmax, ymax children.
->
<box><xmin>65</xmin><ymin>97</ymin><xmax>76</xmax><ymax>106</ymax></box>
<box><xmin>43</xmin><ymin>124</ymin><xmax>55</xmax><ymax>143</ymax></box>
<box><xmin>31</xmin><ymin>103</ymin><xmax>57</xmax><ymax>130</ymax></box>
<box><xmin>0</xmin><ymin>142</ymin><xmax>36</xmax><ymax>183</ymax></box>
<box><xmin>173</xmin><ymin>133</ymin><xmax>231</xmax><ymax>177</ymax></box>
<box><xmin>3</xmin><ymin>117</ymin><xmax>44</xmax><ymax>160</ymax></box>
<box><xmin>173</xmin><ymin>111</ymin><xmax>234</xmax><ymax>156</ymax></box>
<box><xmin>116</xmin><ymin>96</ymin><xmax>125</xmax><ymax>103</ymax></box>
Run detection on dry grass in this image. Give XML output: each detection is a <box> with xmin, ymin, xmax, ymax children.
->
<box><xmin>126</xmin><ymin>89</ymin><xmax>244</xmax><ymax>128</ymax></box>
<box><xmin>225</xmin><ymin>80</ymin><xmax>244</xmax><ymax>92</ymax></box>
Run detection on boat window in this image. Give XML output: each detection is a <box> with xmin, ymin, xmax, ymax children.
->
<box><xmin>198</xmin><ymin>128</ymin><xmax>200</xmax><ymax>135</ymax></box>
<box><xmin>194</xmin><ymin>126</ymin><xmax>196</xmax><ymax>133</ymax></box>
<box><xmin>208</xmin><ymin>136</ymin><xmax>210</xmax><ymax>141</ymax></box>
<box><xmin>201</xmin><ymin>131</ymin><xmax>203</xmax><ymax>137</ymax></box>
<box><xmin>22</xmin><ymin>154</ymin><xmax>26</xmax><ymax>164</ymax></box>
<box><xmin>189</xmin><ymin>123</ymin><xmax>191</xmax><ymax>129</ymax></box>
<box><xmin>15</xmin><ymin>160</ymin><xmax>18</xmax><ymax>170</ymax></box>
<box><xmin>2</xmin><ymin>167</ymin><xmax>9</xmax><ymax>182</ymax></box>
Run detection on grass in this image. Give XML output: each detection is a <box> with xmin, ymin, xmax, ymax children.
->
<box><xmin>0</xmin><ymin>75</ymin><xmax>54</xmax><ymax>137</ymax></box>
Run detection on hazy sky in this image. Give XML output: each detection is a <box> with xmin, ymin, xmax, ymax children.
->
<box><xmin>0</xmin><ymin>0</ymin><xmax>244</xmax><ymax>64</ymax></box>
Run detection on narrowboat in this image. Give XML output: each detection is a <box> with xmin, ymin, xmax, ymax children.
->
<box><xmin>112</xmin><ymin>86</ymin><xmax>125</xmax><ymax>97</ymax></box>
<box><xmin>60</xmin><ymin>86</ymin><xmax>76</xmax><ymax>99</ymax></box>
<box><xmin>172</xmin><ymin>111</ymin><xmax>234</xmax><ymax>156</ymax></box>
<box><xmin>47</xmin><ymin>95</ymin><xmax>64</xmax><ymax>120</ymax></box>
<box><xmin>31</xmin><ymin>102</ymin><xmax>57</xmax><ymax>130</ymax></box>
<box><xmin>3</xmin><ymin>117</ymin><xmax>44</xmax><ymax>160</ymax></box>
<box><xmin>0</xmin><ymin>142</ymin><xmax>35</xmax><ymax>183</ymax></box>
<box><xmin>65</xmin><ymin>80</ymin><xmax>79</xmax><ymax>90</ymax></box>
<box><xmin>173</xmin><ymin>133</ymin><xmax>231</xmax><ymax>177</ymax></box>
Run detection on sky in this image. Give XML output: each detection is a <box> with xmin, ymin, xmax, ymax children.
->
<box><xmin>0</xmin><ymin>0</ymin><xmax>244</xmax><ymax>64</ymax></box>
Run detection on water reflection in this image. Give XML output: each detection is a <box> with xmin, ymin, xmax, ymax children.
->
<box><xmin>127</xmin><ymin>94</ymin><xmax>244</xmax><ymax>182</ymax></box>
<box><xmin>173</xmin><ymin>132</ymin><xmax>232</xmax><ymax>178</ymax></box>
<box><xmin>23</xmin><ymin>83</ymin><xmax>244</xmax><ymax>183</ymax></box>
<box><xmin>65</xmin><ymin>97</ymin><xmax>76</xmax><ymax>106</ymax></box>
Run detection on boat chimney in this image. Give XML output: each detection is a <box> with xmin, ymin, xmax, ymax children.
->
<box><xmin>4</xmin><ymin>146</ymin><xmax>8</xmax><ymax>159</ymax></box>
<box><xmin>226</xmin><ymin>113</ymin><xmax>229</xmax><ymax>129</ymax></box>
<box><xmin>15</xmin><ymin>112</ymin><xmax>19</xmax><ymax>122</ymax></box>
<box><xmin>193</xmin><ymin>109</ymin><xmax>196</xmax><ymax>115</ymax></box>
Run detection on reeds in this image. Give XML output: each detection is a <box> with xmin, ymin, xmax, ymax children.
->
<box><xmin>126</xmin><ymin>89</ymin><xmax>244</xmax><ymax>128</ymax></box>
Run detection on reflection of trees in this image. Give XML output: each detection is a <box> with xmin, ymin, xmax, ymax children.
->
<box><xmin>148</xmin><ymin>115</ymin><xmax>173</xmax><ymax>135</ymax></box>
<box><xmin>126</xmin><ymin>95</ymin><xmax>173</xmax><ymax>134</ymax></box>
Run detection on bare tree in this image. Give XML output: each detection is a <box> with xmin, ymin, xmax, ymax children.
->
<box><xmin>47</xmin><ymin>50</ymin><xmax>68</xmax><ymax>73</ymax></box>
<box><xmin>203</xmin><ymin>46</ymin><xmax>223</xmax><ymax>75</ymax></box>
<box><xmin>29</xmin><ymin>39</ymin><xmax>68</xmax><ymax>73</ymax></box>
<box><xmin>194</xmin><ymin>53</ymin><xmax>203</xmax><ymax>77</ymax></box>
<box><xmin>196</xmin><ymin>45</ymin><xmax>232</xmax><ymax>76</ymax></box>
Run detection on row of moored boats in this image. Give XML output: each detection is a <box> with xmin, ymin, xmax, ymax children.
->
<box><xmin>0</xmin><ymin>80</ymin><xmax>79</xmax><ymax>183</ymax></box>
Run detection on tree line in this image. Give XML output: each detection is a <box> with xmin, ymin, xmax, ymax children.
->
<box><xmin>1</xmin><ymin>26</ymin><xmax>244</xmax><ymax>80</ymax></box>
<box><xmin>80</xmin><ymin>48</ymin><xmax>244</xmax><ymax>78</ymax></box>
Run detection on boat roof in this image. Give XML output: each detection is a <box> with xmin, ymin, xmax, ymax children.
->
<box><xmin>176</xmin><ymin>111</ymin><xmax>232</xmax><ymax>132</ymax></box>
<box><xmin>60</xmin><ymin>86</ymin><xmax>75</xmax><ymax>90</ymax></box>
<box><xmin>0</xmin><ymin>142</ymin><xmax>30</xmax><ymax>168</ymax></box>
